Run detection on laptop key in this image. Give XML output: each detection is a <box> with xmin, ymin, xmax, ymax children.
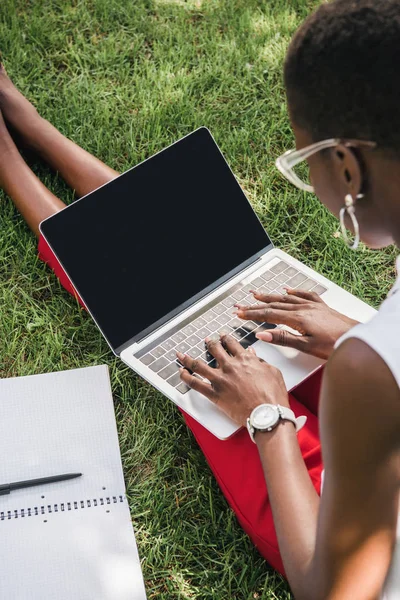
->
<box><xmin>296</xmin><ymin>278</ymin><xmax>317</xmax><ymax>291</ymax></box>
<box><xmin>240</xmin><ymin>332</ymin><xmax>258</xmax><ymax>349</ymax></box>
<box><xmin>177</xmin><ymin>382</ymin><xmax>190</xmax><ymax>394</ymax></box>
<box><xmin>187</xmin><ymin>347</ymin><xmax>202</xmax><ymax>359</ymax></box>
<box><xmin>149</xmin><ymin>356</ymin><xmax>169</xmax><ymax>373</ymax></box>
<box><xmin>256</xmin><ymin>322</ymin><xmax>277</xmax><ymax>331</ymax></box>
<box><xmin>274</xmin><ymin>272</ymin><xmax>290</xmax><ymax>284</ymax></box>
<box><xmin>232</xmin><ymin>289</ymin><xmax>246</xmax><ymax>301</ymax></box>
<box><xmin>218</xmin><ymin>326</ymin><xmax>232</xmax><ymax>337</ymax></box>
<box><xmin>208</xmin><ymin>333</ymin><xmax>221</xmax><ymax>344</ymax></box>
<box><xmin>232</xmin><ymin>328</ymin><xmax>248</xmax><ymax>340</ymax></box>
<box><xmin>242</xmin><ymin>321</ymin><xmax>258</xmax><ymax>333</ymax></box>
<box><xmin>216</xmin><ymin>314</ymin><xmax>230</xmax><ymax>326</ymax></box>
<box><xmin>192</xmin><ymin>317</ymin><xmax>208</xmax><ymax>329</ymax></box>
<box><xmin>158</xmin><ymin>362</ymin><xmax>180</xmax><ymax>380</ymax></box>
<box><xmin>228</xmin><ymin>318</ymin><xmax>242</xmax><ymax>330</ymax></box>
<box><xmin>270</xmin><ymin>261</ymin><xmax>289</xmax><ymax>274</ymax></box>
<box><xmin>171</xmin><ymin>331</ymin><xmax>187</xmax><ymax>344</ymax></box>
<box><xmin>207</xmin><ymin>319</ymin><xmax>221</xmax><ymax>333</ymax></box>
<box><xmin>250</xmin><ymin>277</ymin><xmax>265</xmax><ymax>288</ymax></box>
<box><xmin>222</xmin><ymin>296</ymin><xmax>236</xmax><ymax>308</ymax></box>
<box><xmin>197</xmin><ymin>327</ymin><xmax>211</xmax><ymax>339</ymax></box>
<box><xmin>284</xmin><ymin>266</ymin><xmax>299</xmax><ymax>277</ymax></box>
<box><xmin>286</xmin><ymin>273</ymin><xmax>307</xmax><ymax>288</ymax></box>
<box><xmin>202</xmin><ymin>310</ymin><xmax>217</xmax><ymax>323</ymax></box>
<box><xmin>165</xmin><ymin>349</ymin><xmax>178</xmax><ymax>361</ymax></box>
<box><xmin>162</xmin><ymin>339</ymin><xmax>176</xmax><ymax>351</ymax></box>
<box><xmin>186</xmin><ymin>334</ymin><xmax>201</xmax><ymax>347</ymax></box>
<box><xmin>151</xmin><ymin>346</ymin><xmax>166</xmax><ymax>358</ymax></box>
<box><xmin>167</xmin><ymin>372</ymin><xmax>182</xmax><ymax>387</ymax></box>
<box><xmin>181</xmin><ymin>324</ymin><xmax>197</xmax><ymax>337</ymax></box>
<box><xmin>175</xmin><ymin>342</ymin><xmax>190</xmax><ymax>354</ymax></box>
<box><xmin>244</xmin><ymin>295</ymin><xmax>257</xmax><ymax>305</ymax></box>
<box><xmin>312</xmin><ymin>284</ymin><xmax>327</xmax><ymax>295</ymax></box>
<box><xmin>258</xmin><ymin>283</ymin><xmax>275</xmax><ymax>294</ymax></box>
<box><xmin>242</xmin><ymin>284</ymin><xmax>254</xmax><ymax>294</ymax></box>
<box><xmin>212</xmin><ymin>303</ymin><xmax>226</xmax><ymax>316</ymax></box>
<box><xmin>140</xmin><ymin>353</ymin><xmax>155</xmax><ymax>366</ymax></box>
<box><xmin>260</xmin><ymin>270</ymin><xmax>275</xmax><ymax>282</ymax></box>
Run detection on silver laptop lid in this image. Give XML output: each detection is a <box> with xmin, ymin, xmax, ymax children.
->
<box><xmin>40</xmin><ymin>128</ymin><xmax>273</xmax><ymax>355</ymax></box>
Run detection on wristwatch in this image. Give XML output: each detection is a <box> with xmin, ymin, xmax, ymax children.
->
<box><xmin>246</xmin><ymin>404</ymin><xmax>307</xmax><ymax>443</ymax></box>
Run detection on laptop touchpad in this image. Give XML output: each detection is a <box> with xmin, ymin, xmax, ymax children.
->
<box><xmin>251</xmin><ymin>340</ymin><xmax>323</xmax><ymax>392</ymax></box>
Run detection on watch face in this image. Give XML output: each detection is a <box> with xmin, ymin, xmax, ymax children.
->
<box><xmin>252</xmin><ymin>405</ymin><xmax>279</xmax><ymax>429</ymax></box>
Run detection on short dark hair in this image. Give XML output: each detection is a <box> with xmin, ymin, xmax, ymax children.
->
<box><xmin>284</xmin><ymin>0</ymin><xmax>400</xmax><ymax>155</ymax></box>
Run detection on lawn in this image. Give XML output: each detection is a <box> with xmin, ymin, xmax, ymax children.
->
<box><xmin>0</xmin><ymin>0</ymin><xmax>398</xmax><ymax>598</ymax></box>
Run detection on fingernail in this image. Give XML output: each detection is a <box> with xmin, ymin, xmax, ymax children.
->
<box><xmin>176</xmin><ymin>351</ymin><xmax>185</xmax><ymax>360</ymax></box>
<box><xmin>257</xmin><ymin>332</ymin><xmax>273</xmax><ymax>342</ymax></box>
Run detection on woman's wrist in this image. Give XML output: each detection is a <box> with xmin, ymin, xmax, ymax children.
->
<box><xmin>254</xmin><ymin>418</ymin><xmax>298</xmax><ymax>446</ymax></box>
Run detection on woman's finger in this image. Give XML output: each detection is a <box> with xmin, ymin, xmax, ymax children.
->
<box><xmin>180</xmin><ymin>369</ymin><xmax>216</xmax><ymax>399</ymax></box>
<box><xmin>286</xmin><ymin>288</ymin><xmax>323</xmax><ymax>303</ymax></box>
<box><xmin>205</xmin><ymin>337</ymin><xmax>230</xmax><ymax>364</ymax></box>
<box><xmin>256</xmin><ymin>328</ymin><xmax>307</xmax><ymax>351</ymax></box>
<box><xmin>220</xmin><ymin>334</ymin><xmax>245</xmax><ymax>356</ymax></box>
<box><xmin>251</xmin><ymin>291</ymin><xmax>305</xmax><ymax>305</ymax></box>
<box><xmin>251</xmin><ymin>301</ymin><xmax>303</xmax><ymax>312</ymax></box>
<box><xmin>235</xmin><ymin>306</ymin><xmax>302</xmax><ymax>327</ymax></box>
<box><xmin>176</xmin><ymin>352</ymin><xmax>215</xmax><ymax>380</ymax></box>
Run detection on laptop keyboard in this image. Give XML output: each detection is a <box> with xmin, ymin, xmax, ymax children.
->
<box><xmin>136</xmin><ymin>260</ymin><xmax>327</xmax><ymax>395</ymax></box>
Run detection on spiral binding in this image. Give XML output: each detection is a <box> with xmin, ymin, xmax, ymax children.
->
<box><xmin>0</xmin><ymin>495</ymin><xmax>125</xmax><ymax>521</ymax></box>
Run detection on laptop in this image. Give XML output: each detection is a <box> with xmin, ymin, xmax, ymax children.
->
<box><xmin>40</xmin><ymin>127</ymin><xmax>376</xmax><ymax>439</ymax></box>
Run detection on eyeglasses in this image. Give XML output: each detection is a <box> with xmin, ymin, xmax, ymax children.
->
<box><xmin>275</xmin><ymin>138</ymin><xmax>377</xmax><ymax>193</ymax></box>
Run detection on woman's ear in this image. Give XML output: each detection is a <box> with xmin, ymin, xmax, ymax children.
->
<box><xmin>332</xmin><ymin>144</ymin><xmax>363</xmax><ymax>197</ymax></box>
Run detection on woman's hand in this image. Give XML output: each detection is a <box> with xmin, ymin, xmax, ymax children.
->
<box><xmin>235</xmin><ymin>288</ymin><xmax>358</xmax><ymax>360</ymax></box>
<box><xmin>177</xmin><ymin>335</ymin><xmax>289</xmax><ymax>426</ymax></box>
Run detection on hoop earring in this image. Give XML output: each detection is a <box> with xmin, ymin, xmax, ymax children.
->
<box><xmin>339</xmin><ymin>193</ymin><xmax>361</xmax><ymax>250</ymax></box>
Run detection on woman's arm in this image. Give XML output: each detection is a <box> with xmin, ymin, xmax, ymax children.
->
<box><xmin>178</xmin><ymin>336</ymin><xmax>400</xmax><ymax>600</ymax></box>
<box><xmin>255</xmin><ymin>338</ymin><xmax>400</xmax><ymax>599</ymax></box>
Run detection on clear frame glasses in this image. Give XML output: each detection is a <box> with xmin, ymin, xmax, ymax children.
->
<box><xmin>275</xmin><ymin>138</ymin><xmax>377</xmax><ymax>192</ymax></box>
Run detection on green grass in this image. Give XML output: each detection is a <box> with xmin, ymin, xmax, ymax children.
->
<box><xmin>0</xmin><ymin>1</ymin><xmax>398</xmax><ymax>598</ymax></box>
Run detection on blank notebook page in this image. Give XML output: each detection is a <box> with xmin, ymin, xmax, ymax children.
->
<box><xmin>0</xmin><ymin>365</ymin><xmax>147</xmax><ymax>600</ymax></box>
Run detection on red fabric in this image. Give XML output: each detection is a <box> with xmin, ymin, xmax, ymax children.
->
<box><xmin>38</xmin><ymin>236</ymin><xmax>86</xmax><ymax>308</ymax></box>
<box><xmin>182</xmin><ymin>372</ymin><xmax>323</xmax><ymax>576</ymax></box>
<box><xmin>38</xmin><ymin>234</ymin><xmax>323</xmax><ymax>576</ymax></box>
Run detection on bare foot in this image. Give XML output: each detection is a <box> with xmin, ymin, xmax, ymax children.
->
<box><xmin>0</xmin><ymin>63</ymin><xmax>42</xmax><ymax>148</ymax></box>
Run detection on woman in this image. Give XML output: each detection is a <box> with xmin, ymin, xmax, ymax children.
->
<box><xmin>1</xmin><ymin>1</ymin><xmax>399</xmax><ymax>598</ymax></box>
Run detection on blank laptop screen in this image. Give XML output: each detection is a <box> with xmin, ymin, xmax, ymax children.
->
<box><xmin>40</xmin><ymin>128</ymin><xmax>271</xmax><ymax>352</ymax></box>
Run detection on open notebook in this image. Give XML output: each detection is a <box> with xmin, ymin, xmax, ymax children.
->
<box><xmin>0</xmin><ymin>365</ymin><xmax>147</xmax><ymax>600</ymax></box>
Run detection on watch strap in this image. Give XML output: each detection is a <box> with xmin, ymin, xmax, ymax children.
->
<box><xmin>246</xmin><ymin>404</ymin><xmax>307</xmax><ymax>444</ymax></box>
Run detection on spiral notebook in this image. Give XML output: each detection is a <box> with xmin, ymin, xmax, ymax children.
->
<box><xmin>0</xmin><ymin>365</ymin><xmax>147</xmax><ymax>600</ymax></box>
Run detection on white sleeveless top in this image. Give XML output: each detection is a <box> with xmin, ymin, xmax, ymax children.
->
<box><xmin>331</xmin><ymin>256</ymin><xmax>400</xmax><ymax>599</ymax></box>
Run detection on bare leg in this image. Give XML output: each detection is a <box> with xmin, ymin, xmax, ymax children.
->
<box><xmin>0</xmin><ymin>110</ymin><xmax>65</xmax><ymax>237</ymax></box>
<box><xmin>0</xmin><ymin>65</ymin><xmax>119</xmax><ymax>198</ymax></box>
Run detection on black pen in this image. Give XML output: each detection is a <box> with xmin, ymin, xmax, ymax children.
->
<box><xmin>0</xmin><ymin>473</ymin><xmax>82</xmax><ymax>496</ymax></box>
